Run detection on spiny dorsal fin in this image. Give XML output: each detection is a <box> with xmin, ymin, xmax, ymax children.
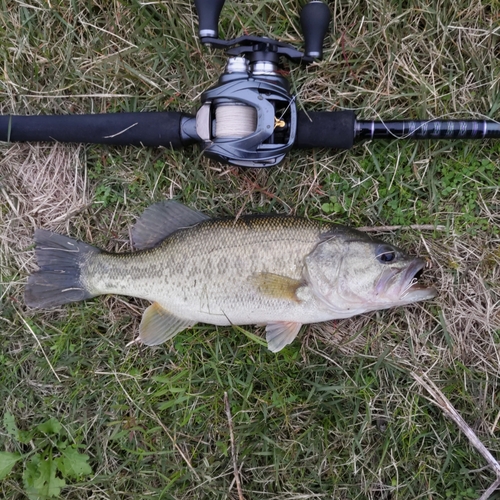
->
<box><xmin>132</xmin><ymin>200</ymin><xmax>210</xmax><ymax>250</ymax></box>
<box><xmin>251</xmin><ymin>272</ymin><xmax>302</xmax><ymax>302</ymax></box>
<box><xmin>266</xmin><ymin>321</ymin><xmax>302</xmax><ymax>352</ymax></box>
<box><xmin>136</xmin><ymin>302</ymin><xmax>196</xmax><ymax>346</ymax></box>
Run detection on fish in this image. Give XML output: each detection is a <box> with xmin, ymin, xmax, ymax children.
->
<box><xmin>25</xmin><ymin>201</ymin><xmax>437</xmax><ymax>352</ymax></box>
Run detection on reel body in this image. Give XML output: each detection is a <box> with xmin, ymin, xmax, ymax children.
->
<box><xmin>195</xmin><ymin>57</ymin><xmax>296</xmax><ymax>167</ymax></box>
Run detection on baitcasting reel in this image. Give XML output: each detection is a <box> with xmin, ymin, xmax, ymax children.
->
<box><xmin>193</xmin><ymin>0</ymin><xmax>331</xmax><ymax>167</ymax></box>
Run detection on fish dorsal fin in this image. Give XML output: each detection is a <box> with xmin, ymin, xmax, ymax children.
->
<box><xmin>132</xmin><ymin>200</ymin><xmax>210</xmax><ymax>250</ymax></box>
<box><xmin>251</xmin><ymin>273</ymin><xmax>302</xmax><ymax>302</ymax></box>
<box><xmin>265</xmin><ymin>321</ymin><xmax>302</xmax><ymax>352</ymax></box>
<box><xmin>136</xmin><ymin>302</ymin><xmax>196</xmax><ymax>346</ymax></box>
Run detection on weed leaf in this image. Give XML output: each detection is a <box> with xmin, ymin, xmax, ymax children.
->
<box><xmin>0</xmin><ymin>452</ymin><xmax>22</xmax><ymax>480</ymax></box>
<box><xmin>24</xmin><ymin>454</ymin><xmax>66</xmax><ymax>499</ymax></box>
<box><xmin>3</xmin><ymin>412</ymin><xmax>19</xmax><ymax>440</ymax></box>
<box><xmin>35</xmin><ymin>459</ymin><xmax>66</xmax><ymax>498</ymax></box>
<box><xmin>17</xmin><ymin>430</ymin><xmax>34</xmax><ymax>445</ymax></box>
<box><xmin>23</xmin><ymin>453</ymin><xmax>41</xmax><ymax>499</ymax></box>
<box><xmin>56</xmin><ymin>447</ymin><xmax>92</xmax><ymax>479</ymax></box>
<box><xmin>37</xmin><ymin>418</ymin><xmax>62</xmax><ymax>436</ymax></box>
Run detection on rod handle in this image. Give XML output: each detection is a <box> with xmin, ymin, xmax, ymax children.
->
<box><xmin>295</xmin><ymin>111</ymin><xmax>356</xmax><ymax>149</ymax></box>
<box><xmin>0</xmin><ymin>112</ymin><xmax>197</xmax><ymax>147</ymax></box>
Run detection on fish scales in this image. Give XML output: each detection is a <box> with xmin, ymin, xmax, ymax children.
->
<box><xmin>81</xmin><ymin>215</ymin><xmax>328</xmax><ymax>326</ymax></box>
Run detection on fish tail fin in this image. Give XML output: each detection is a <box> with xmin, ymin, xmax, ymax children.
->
<box><xmin>25</xmin><ymin>229</ymin><xmax>100</xmax><ymax>308</ymax></box>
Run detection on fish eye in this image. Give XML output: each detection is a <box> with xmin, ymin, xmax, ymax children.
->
<box><xmin>377</xmin><ymin>246</ymin><xmax>397</xmax><ymax>263</ymax></box>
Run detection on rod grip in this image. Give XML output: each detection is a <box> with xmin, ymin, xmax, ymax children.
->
<box><xmin>0</xmin><ymin>112</ymin><xmax>196</xmax><ymax>148</ymax></box>
<box><xmin>295</xmin><ymin>111</ymin><xmax>356</xmax><ymax>150</ymax></box>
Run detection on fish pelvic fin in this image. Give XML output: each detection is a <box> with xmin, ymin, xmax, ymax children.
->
<box><xmin>266</xmin><ymin>321</ymin><xmax>302</xmax><ymax>352</ymax></box>
<box><xmin>137</xmin><ymin>302</ymin><xmax>196</xmax><ymax>346</ymax></box>
<box><xmin>251</xmin><ymin>273</ymin><xmax>303</xmax><ymax>302</ymax></box>
<box><xmin>131</xmin><ymin>200</ymin><xmax>210</xmax><ymax>250</ymax></box>
<box><xmin>25</xmin><ymin>229</ymin><xmax>100</xmax><ymax>309</ymax></box>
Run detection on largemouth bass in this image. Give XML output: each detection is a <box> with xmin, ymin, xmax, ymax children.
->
<box><xmin>25</xmin><ymin>201</ymin><xmax>436</xmax><ymax>352</ymax></box>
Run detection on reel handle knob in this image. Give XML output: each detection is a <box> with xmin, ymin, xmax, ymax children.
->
<box><xmin>194</xmin><ymin>0</ymin><xmax>226</xmax><ymax>40</ymax></box>
<box><xmin>300</xmin><ymin>1</ymin><xmax>331</xmax><ymax>60</ymax></box>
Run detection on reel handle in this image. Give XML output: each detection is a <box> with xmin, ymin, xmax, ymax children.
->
<box><xmin>300</xmin><ymin>1</ymin><xmax>331</xmax><ymax>59</ymax></box>
<box><xmin>194</xmin><ymin>0</ymin><xmax>225</xmax><ymax>39</ymax></box>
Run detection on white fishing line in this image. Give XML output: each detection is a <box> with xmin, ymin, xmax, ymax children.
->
<box><xmin>215</xmin><ymin>103</ymin><xmax>257</xmax><ymax>138</ymax></box>
<box><xmin>401</xmin><ymin>277</ymin><xmax>420</xmax><ymax>298</ymax></box>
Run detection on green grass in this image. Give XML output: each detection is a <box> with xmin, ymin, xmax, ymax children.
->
<box><xmin>1</xmin><ymin>0</ymin><xmax>500</xmax><ymax>499</ymax></box>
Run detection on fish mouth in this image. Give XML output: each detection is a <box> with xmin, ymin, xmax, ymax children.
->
<box><xmin>376</xmin><ymin>258</ymin><xmax>437</xmax><ymax>304</ymax></box>
<box><xmin>399</xmin><ymin>258</ymin><xmax>437</xmax><ymax>303</ymax></box>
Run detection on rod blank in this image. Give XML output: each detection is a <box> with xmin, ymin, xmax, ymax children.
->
<box><xmin>356</xmin><ymin>119</ymin><xmax>500</xmax><ymax>141</ymax></box>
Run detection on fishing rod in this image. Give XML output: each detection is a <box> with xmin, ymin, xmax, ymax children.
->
<box><xmin>1</xmin><ymin>0</ymin><xmax>499</xmax><ymax>168</ymax></box>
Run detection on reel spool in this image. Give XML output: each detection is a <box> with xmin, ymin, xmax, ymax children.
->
<box><xmin>214</xmin><ymin>103</ymin><xmax>257</xmax><ymax>139</ymax></box>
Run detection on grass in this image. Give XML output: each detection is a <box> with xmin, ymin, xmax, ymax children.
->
<box><xmin>1</xmin><ymin>0</ymin><xmax>500</xmax><ymax>498</ymax></box>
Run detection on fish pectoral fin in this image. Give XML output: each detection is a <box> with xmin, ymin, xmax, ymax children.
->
<box><xmin>265</xmin><ymin>321</ymin><xmax>302</xmax><ymax>352</ymax></box>
<box><xmin>132</xmin><ymin>200</ymin><xmax>210</xmax><ymax>250</ymax></box>
<box><xmin>251</xmin><ymin>273</ymin><xmax>303</xmax><ymax>302</ymax></box>
<box><xmin>137</xmin><ymin>302</ymin><xmax>195</xmax><ymax>346</ymax></box>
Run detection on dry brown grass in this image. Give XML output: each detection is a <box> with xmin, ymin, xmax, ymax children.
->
<box><xmin>0</xmin><ymin>143</ymin><xmax>89</xmax><ymax>282</ymax></box>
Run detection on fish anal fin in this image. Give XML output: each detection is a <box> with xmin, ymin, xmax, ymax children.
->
<box><xmin>132</xmin><ymin>200</ymin><xmax>209</xmax><ymax>250</ymax></box>
<box><xmin>137</xmin><ymin>302</ymin><xmax>195</xmax><ymax>346</ymax></box>
<box><xmin>265</xmin><ymin>321</ymin><xmax>302</xmax><ymax>352</ymax></box>
<box><xmin>251</xmin><ymin>273</ymin><xmax>302</xmax><ymax>302</ymax></box>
